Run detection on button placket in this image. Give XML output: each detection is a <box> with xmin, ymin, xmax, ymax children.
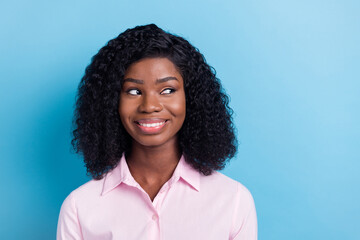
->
<box><xmin>153</xmin><ymin>184</ymin><xmax>167</xmax><ymax>209</ymax></box>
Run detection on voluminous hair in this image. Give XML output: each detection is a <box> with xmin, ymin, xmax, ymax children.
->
<box><xmin>72</xmin><ymin>24</ymin><xmax>237</xmax><ymax>180</ymax></box>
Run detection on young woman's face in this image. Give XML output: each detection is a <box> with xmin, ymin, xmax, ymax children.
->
<box><xmin>119</xmin><ymin>57</ymin><xmax>186</xmax><ymax>148</ymax></box>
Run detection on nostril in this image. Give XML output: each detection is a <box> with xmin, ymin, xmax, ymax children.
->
<box><xmin>138</xmin><ymin>100</ymin><xmax>163</xmax><ymax>113</ymax></box>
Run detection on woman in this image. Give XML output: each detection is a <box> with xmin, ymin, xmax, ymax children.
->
<box><xmin>57</xmin><ymin>24</ymin><xmax>257</xmax><ymax>240</ymax></box>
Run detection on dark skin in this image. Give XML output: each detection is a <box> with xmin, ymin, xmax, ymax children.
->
<box><xmin>118</xmin><ymin>57</ymin><xmax>186</xmax><ymax>201</ymax></box>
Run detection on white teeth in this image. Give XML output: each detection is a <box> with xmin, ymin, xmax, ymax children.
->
<box><xmin>138</xmin><ymin>121</ymin><xmax>165</xmax><ymax>128</ymax></box>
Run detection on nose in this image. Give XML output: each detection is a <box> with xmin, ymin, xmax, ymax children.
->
<box><xmin>138</xmin><ymin>93</ymin><xmax>163</xmax><ymax>113</ymax></box>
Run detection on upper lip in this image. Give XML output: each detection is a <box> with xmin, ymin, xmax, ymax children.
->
<box><xmin>135</xmin><ymin>118</ymin><xmax>168</xmax><ymax>124</ymax></box>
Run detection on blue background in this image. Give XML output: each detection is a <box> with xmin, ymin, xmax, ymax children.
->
<box><xmin>1</xmin><ymin>0</ymin><xmax>359</xmax><ymax>239</ymax></box>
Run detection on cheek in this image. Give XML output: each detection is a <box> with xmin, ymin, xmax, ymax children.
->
<box><xmin>172</xmin><ymin>103</ymin><xmax>186</xmax><ymax>116</ymax></box>
<box><xmin>167</xmin><ymin>95</ymin><xmax>186</xmax><ymax>119</ymax></box>
<box><xmin>118</xmin><ymin>97</ymin><xmax>131</xmax><ymax>124</ymax></box>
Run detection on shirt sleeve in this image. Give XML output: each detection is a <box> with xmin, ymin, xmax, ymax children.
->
<box><xmin>229</xmin><ymin>183</ymin><xmax>258</xmax><ymax>240</ymax></box>
<box><xmin>57</xmin><ymin>192</ymin><xmax>83</xmax><ymax>240</ymax></box>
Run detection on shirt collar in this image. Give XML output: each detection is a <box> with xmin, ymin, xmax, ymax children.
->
<box><xmin>101</xmin><ymin>154</ymin><xmax>200</xmax><ymax>196</ymax></box>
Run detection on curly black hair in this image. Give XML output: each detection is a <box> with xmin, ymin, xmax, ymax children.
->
<box><xmin>72</xmin><ymin>24</ymin><xmax>237</xmax><ymax>180</ymax></box>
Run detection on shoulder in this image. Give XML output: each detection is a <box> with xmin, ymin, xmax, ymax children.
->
<box><xmin>197</xmin><ymin>171</ymin><xmax>255</xmax><ymax>216</ymax></box>
<box><xmin>201</xmin><ymin>172</ymin><xmax>257</xmax><ymax>239</ymax></box>
<box><xmin>200</xmin><ymin>171</ymin><xmax>253</xmax><ymax>199</ymax></box>
<box><xmin>204</xmin><ymin>172</ymin><xmax>257</xmax><ymax>239</ymax></box>
<box><xmin>61</xmin><ymin>177</ymin><xmax>105</xmax><ymax>207</ymax></box>
<box><xmin>57</xmin><ymin>178</ymin><xmax>105</xmax><ymax>239</ymax></box>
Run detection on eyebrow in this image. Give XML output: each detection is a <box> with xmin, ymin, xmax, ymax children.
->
<box><xmin>123</xmin><ymin>76</ymin><xmax>178</xmax><ymax>84</ymax></box>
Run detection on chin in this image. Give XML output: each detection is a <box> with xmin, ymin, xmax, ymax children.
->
<box><xmin>132</xmin><ymin>135</ymin><xmax>178</xmax><ymax>148</ymax></box>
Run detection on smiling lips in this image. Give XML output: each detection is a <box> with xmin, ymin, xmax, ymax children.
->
<box><xmin>135</xmin><ymin>119</ymin><xmax>168</xmax><ymax>134</ymax></box>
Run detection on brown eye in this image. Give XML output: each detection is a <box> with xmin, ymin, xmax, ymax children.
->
<box><xmin>161</xmin><ymin>88</ymin><xmax>176</xmax><ymax>95</ymax></box>
<box><xmin>127</xmin><ymin>89</ymin><xmax>141</xmax><ymax>95</ymax></box>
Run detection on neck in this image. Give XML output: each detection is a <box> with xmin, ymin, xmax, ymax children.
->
<box><xmin>126</xmin><ymin>138</ymin><xmax>182</xmax><ymax>184</ymax></box>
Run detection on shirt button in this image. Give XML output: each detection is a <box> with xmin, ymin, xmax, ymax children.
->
<box><xmin>152</xmin><ymin>214</ymin><xmax>158</xmax><ymax>221</ymax></box>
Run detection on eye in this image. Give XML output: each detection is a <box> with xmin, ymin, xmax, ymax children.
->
<box><xmin>127</xmin><ymin>89</ymin><xmax>141</xmax><ymax>95</ymax></box>
<box><xmin>161</xmin><ymin>88</ymin><xmax>176</xmax><ymax>95</ymax></box>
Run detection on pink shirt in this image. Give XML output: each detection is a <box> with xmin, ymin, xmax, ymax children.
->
<box><xmin>57</xmin><ymin>155</ymin><xmax>257</xmax><ymax>240</ymax></box>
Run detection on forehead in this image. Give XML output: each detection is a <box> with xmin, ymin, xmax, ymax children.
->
<box><xmin>124</xmin><ymin>57</ymin><xmax>183</xmax><ymax>83</ymax></box>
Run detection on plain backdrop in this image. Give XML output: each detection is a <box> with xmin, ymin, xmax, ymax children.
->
<box><xmin>0</xmin><ymin>0</ymin><xmax>359</xmax><ymax>239</ymax></box>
